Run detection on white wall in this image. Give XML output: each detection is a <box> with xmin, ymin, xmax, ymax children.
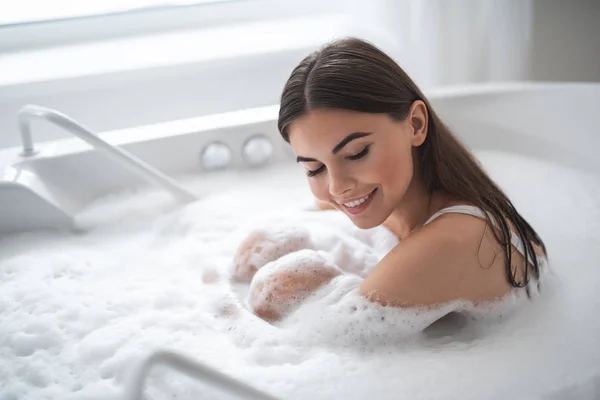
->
<box><xmin>531</xmin><ymin>0</ymin><xmax>600</xmax><ymax>83</ymax></box>
<box><xmin>1</xmin><ymin>0</ymin><xmax>598</xmax><ymax>150</ymax></box>
<box><xmin>0</xmin><ymin>51</ymin><xmax>302</xmax><ymax>149</ymax></box>
<box><xmin>0</xmin><ymin>14</ymin><xmax>342</xmax><ymax>150</ymax></box>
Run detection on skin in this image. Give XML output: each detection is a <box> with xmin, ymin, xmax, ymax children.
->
<box><xmin>237</xmin><ymin>101</ymin><xmax>544</xmax><ymax>320</ymax></box>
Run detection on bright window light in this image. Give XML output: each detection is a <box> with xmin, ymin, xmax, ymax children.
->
<box><xmin>0</xmin><ymin>0</ymin><xmax>231</xmax><ymax>26</ymax></box>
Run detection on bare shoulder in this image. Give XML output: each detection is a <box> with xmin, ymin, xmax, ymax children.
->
<box><xmin>360</xmin><ymin>212</ymin><xmax>513</xmax><ymax>307</ymax></box>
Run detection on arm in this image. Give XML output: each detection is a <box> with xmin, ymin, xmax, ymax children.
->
<box><xmin>247</xmin><ymin>250</ymin><xmax>342</xmax><ymax>322</ymax></box>
<box><xmin>247</xmin><ymin>214</ymin><xmax>512</xmax><ymax>322</ymax></box>
<box><xmin>247</xmin><ymin>218</ymin><xmax>464</xmax><ymax>322</ymax></box>
<box><xmin>360</xmin><ymin>214</ymin><xmax>512</xmax><ymax>307</ymax></box>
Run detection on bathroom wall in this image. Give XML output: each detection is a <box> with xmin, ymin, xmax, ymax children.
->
<box><xmin>530</xmin><ymin>0</ymin><xmax>600</xmax><ymax>83</ymax></box>
<box><xmin>0</xmin><ymin>0</ymin><xmax>598</xmax><ymax>149</ymax></box>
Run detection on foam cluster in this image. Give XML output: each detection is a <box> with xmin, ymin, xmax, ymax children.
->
<box><xmin>247</xmin><ymin>249</ymin><xmax>342</xmax><ymax>321</ymax></box>
<box><xmin>231</xmin><ymin>225</ymin><xmax>315</xmax><ymax>282</ymax></box>
<box><xmin>2</xmin><ymin>154</ymin><xmax>599</xmax><ymax>400</ymax></box>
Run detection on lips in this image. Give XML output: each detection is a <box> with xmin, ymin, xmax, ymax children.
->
<box><xmin>339</xmin><ymin>188</ymin><xmax>377</xmax><ymax>215</ymax></box>
<box><xmin>338</xmin><ymin>189</ymin><xmax>377</xmax><ymax>206</ymax></box>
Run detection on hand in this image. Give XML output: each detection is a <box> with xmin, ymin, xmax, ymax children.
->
<box><xmin>316</xmin><ymin>199</ymin><xmax>336</xmax><ymax>211</ymax></box>
<box><xmin>247</xmin><ymin>249</ymin><xmax>342</xmax><ymax>322</ymax></box>
<box><xmin>231</xmin><ymin>225</ymin><xmax>314</xmax><ymax>282</ymax></box>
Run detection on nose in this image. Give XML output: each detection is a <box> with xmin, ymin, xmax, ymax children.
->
<box><xmin>327</xmin><ymin>168</ymin><xmax>356</xmax><ymax>198</ymax></box>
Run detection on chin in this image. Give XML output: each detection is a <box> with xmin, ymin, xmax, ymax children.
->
<box><xmin>346</xmin><ymin>214</ymin><xmax>384</xmax><ymax>230</ymax></box>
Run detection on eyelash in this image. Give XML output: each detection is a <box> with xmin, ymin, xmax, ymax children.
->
<box><xmin>306</xmin><ymin>145</ymin><xmax>371</xmax><ymax>177</ymax></box>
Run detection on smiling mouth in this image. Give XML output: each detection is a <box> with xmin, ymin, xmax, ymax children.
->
<box><xmin>338</xmin><ymin>188</ymin><xmax>377</xmax><ymax>215</ymax></box>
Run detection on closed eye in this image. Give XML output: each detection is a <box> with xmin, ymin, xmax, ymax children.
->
<box><xmin>306</xmin><ymin>165</ymin><xmax>325</xmax><ymax>177</ymax></box>
<box><xmin>347</xmin><ymin>144</ymin><xmax>371</xmax><ymax>160</ymax></box>
<box><xmin>306</xmin><ymin>145</ymin><xmax>372</xmax><ymax>177</ymax></box>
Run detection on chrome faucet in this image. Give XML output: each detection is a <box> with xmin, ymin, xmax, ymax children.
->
<box><xmin>125</xmin><ymin>349</ymin><xmax>280</xmax><ymax>400</ymax></box>
<box><xmin>18</xmin><ymin>105</ymin><xmax>197</xmax><ymax>205</ymax></box>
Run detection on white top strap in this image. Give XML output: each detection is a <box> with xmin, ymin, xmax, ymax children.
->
<box><xmin>424</xmin><ymin>205</ymin><xmax>540</xmax><ymax>265</ymax></box>
<box><xmin>424</xmin><ymin>205</ymin><xmax>487</xmax><ymax>225</ymax></box>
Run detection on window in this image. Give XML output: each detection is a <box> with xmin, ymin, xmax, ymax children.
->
<box><xmin>0</xmin><ymin>0</ymin><xmax>224</xmax><ymax>26</ymax></box>
<box><xmin>0</xmin><ymin>0</ymin><xmax>344</xmax><ymax>52</ymax></box>
<box><xmin>0</xmin><ymin>0</ymin><xmax>351</xmax><ymax>148</ymax></box>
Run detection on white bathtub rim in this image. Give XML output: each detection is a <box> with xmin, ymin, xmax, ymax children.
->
<box><xmin>2</xmin><ymin>81</ymin><xmax>599</xmax><ymax>174</ymax></box>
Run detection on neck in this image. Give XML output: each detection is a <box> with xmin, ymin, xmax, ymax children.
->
<box><xmin>384</xmin><ymin>178</ymin><xmax>445</xmax><ymax>240</ymax></box>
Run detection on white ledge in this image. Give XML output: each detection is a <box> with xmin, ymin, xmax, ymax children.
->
<box><xmin>0</xmin><ymin>14</ymin><xmax>346</xmax><ymax>90</ymax></box>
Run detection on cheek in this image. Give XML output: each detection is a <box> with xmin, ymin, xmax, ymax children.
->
<box><xmin>376</xmin><ymin>145</ymin><xmax>414</xmax><ymax>191</ymax></box>
<box><xmin>308</xmin><ymin>178</ymin><xmax>328</xmax><ymax>200</ymax></box>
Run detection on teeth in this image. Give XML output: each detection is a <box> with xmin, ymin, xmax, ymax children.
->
<box><xmin>343</xmin><ymin>193</ymin><xmax>371</xmax><ymax>208</ymax></box>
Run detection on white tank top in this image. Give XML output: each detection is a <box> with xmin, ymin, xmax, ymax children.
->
<box><xmin>423</xmin><ymin>205</ymin><xmax>545</xmax><ymax>266</ymax></box>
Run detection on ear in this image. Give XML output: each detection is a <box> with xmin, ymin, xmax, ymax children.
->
<box><xmin>408</xmin><ymin>100</ymin><xmax>428</xmax><ymax>147</ymax></box>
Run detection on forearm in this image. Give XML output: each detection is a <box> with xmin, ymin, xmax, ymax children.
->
<box><xmin>247</xmin><ymin>250</ymin><xmax>342</xmax><ymax>322</ymax></box>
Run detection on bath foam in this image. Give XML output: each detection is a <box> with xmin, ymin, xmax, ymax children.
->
<box><xmin>247</xmin><ymin>249</ymin><xmax>343</xmax><ymax>321</ymax></box>
<box><xmin>232</xmin><ymin>225</ymin><xmax>316</xmax><ymax>282</ymax></box>
<box><xmin>267</xmin><ymin>266</ymin><xmax>550</xmax><ymax>349</ymax></box>
<box><xmin>0</xmin><ymin>151</ymin><xmax>599</xmax><ymax>400</ymax></box>
<box><xmin>231</xmin><ymin>219</ymin><xmax>391</xmax><ymax>286</ymax></box>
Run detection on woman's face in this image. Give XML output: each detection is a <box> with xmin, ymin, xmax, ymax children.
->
<box><xmin>288</xmin><ymin>105</ymin><xmax>426</xmax><ymax>229</ymax></box>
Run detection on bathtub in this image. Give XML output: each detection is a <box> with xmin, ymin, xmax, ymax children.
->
<box><xmin>1</xmin><ymin>82</ymin><xmax>600</xmax><ymax>400</ymax></box>
<box><xmin>1</xmin><ymin>82</ymin><xmax>598</xmax><ymax>235</ymax></box>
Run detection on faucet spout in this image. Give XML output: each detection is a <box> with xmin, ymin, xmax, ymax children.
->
<box><xmin>18</xmin><ymin>105</ymin><xmax>197</xmax><ymax>205</ymax></box>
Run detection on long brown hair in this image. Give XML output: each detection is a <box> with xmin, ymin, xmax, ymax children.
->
<box><xmin>277</xmin><ymin>37</ymin><xmax>546</xmax><ymax>291</ymax></box>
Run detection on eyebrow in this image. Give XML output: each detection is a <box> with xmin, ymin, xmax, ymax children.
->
<box><xmin>296</xmin><ymin>132</ymin><xmax>373</xmax><ymax>163</ymax></box>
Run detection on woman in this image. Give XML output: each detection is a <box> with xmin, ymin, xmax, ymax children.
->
<box><xmin>233</xmin><ymin>37</ymin><xmax>547</xmax><ymax>322</ymax></box>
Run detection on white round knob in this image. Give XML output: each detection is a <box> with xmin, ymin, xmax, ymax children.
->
<box><xmin>242</xmin><ymin>135</ymin><xmax>274</xmax><ymax>166</ymax></box>
<box><xmin>201</xmin><ymin>142</ymin><xmax>231</xmax><ymax>170</ymax></box>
